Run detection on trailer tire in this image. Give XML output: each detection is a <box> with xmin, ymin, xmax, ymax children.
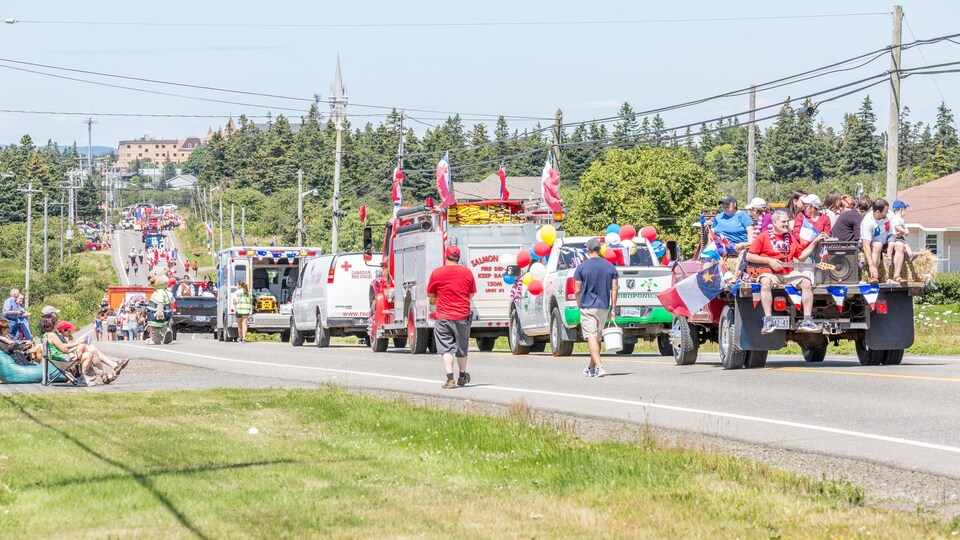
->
<box><xmin>672</xmin><ymin>316</ymin><xmax>699</xmax><ymax>366</ymax></box>
<box><xmin>427</xmin><ymin>333</ymin><xmax>437</xmax><ymax>354</ymax></box>
<box><xmin>656</xmin><ymin>334</ymin><xmax>672</xmax><ymax>356</ymax></box>
<box><xmin>315</xmin><ymin>319</ymin><xmax>330</xmax><ymax>348</ymax></box>
<box><xmin>549</xmin><ymin>307</ymin><xmax>574</xmax><ymax>357</ymax></box>
<box><xmin>370</xmin><ymin>333</ymin><xmax>388</xmax><ymax>353</ymax></box>
<box><xmin>882</xmin><ymin>348</ymin><xmax>905</xmax><ymax>365</ymax></box>
<box><xmin>744</xmin><ymin>350</ymin><xmax>768</xmax><ymax>369</ymax></box>
<box><xmin>408</xmin><ymin>310</ymin><xmax>429</xmax><ymax>354</ymax></box>
<box><xmin>530</xmin><ymin>341</ymin><xmax>547</xmax><ymax>353</ymax></box>
<box><xmin>719</xmin><ymin>306</ymin><xmax>746</xmax><ymax>370</ymax></box>
<box><xmin>290</xmin><ymin>319</ymin><xmax>305</xmax><ymax>347</ymax></box>
<box><xmin>801</xmin><ymin>345</ymin><xmax>827</xmax><ymax>363</ymax></box>
<box><xmin>280</xmin><ymin>331</ymin><xmax>290</xmax><ymax>343</ymax></box>
<box><xmin>616</xmin><ymin>342</ymin><xmax>636</xmax><ymax>355</ymax></box>
<box><xmin>476</xmin><ymin>337</ymin><xmax>496</xmax><ymax>352</ymax></box>
<box><xmin>855</xmin><ymin>339</ymin><xmax>884</xmax><ymax>366</ymax></box>
<box><xmin>508</xmin><ymin>310</ymin><xmax>532</xmax><ymax>355</ymax></box>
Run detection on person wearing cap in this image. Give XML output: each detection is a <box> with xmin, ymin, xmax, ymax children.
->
<box><xmin>427</xmin><ymin>245</ymin><xmax>477</xmax><ymax>389</ymax></box>
<box><xmin>711</xmin><ymin>195</ymin><xmax>755</xmax><ymax>253</ymax></box>
<box><xmin>574</xmin><ymin>237</ymin><xmax>619</xmax><ymax>378</ymax></box>
<box><xmin>744</xmin><ymin>197</ymin><xmax>772</xmax><ymax>234</ymax></box>
<box><xmin>793</xmin><ymin>193</ymin><xmax>832</xmax><ymax>239</ymax></box>
<box><xmin>56</xmin><ymin>319</ymin><xmax>128</xmax><ymax>384</ymax></box>
<box><xmin>886</xmin><ymin>199</ymin><xmax>917</xmax><ymax>273</ymax></box>
<box><xmin>860</xmin><ymin>198</ymin><xmax>907</xmax><ymax>283</ymax></box>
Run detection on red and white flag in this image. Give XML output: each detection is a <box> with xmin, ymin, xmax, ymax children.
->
<box><xmin>436</xmin><ymin>151</ymin><xmax>456</xmax><ymax>208</ymax></box>
<box><xmin>497</xmin><ymin>163</ymin><xmax>510</xmax><ymax>200</ymax></box>
<box><xmin>391</xmin><ymin>166</ymin><xmax>404</xmax><ymax>217</ymax></box>
<box><xmin>540</xmin><ymin>154</ymin><xmax>563</xmax><ymax>212</ymax></box>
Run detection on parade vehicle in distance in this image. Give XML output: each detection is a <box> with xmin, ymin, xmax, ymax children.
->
<box><xmin>509</xmin><ymin>236</ymin><xmax>676</xmax><ymax>356</ymax></box>
<box><xmin>289</xmin><ymin>251</ymin><xmax>383</xmax><ymax>347</ymax></box>
<box><xmin>213</xmin><ymin>246</ymin><xmax>321</xmax><ymax>342</ymax></box>
<box><xmin>364</xmin><ymin>198</ymin><xmax>560</xmax><ymax>354</ymax></box>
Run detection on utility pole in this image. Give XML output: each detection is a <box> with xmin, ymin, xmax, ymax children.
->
<box><xmin>43</xmin><ymin>194</ymin><xmax>49</xmax><ymax>275</ymax></box>
<box><xmin>329</xmin><ymin>56</ymin><xmax>348</xmax><ymax>254</ymax></box>
<box><xmin>885</xmin><ymin>5</ymin><xmax>903</xmax><ymax>202</ymax></box>
<box><xmin>747</xmin><ymin>85</ymin><xmax>757</xmax><ymax>201</ymax></box>
<box><xmin>17</xmin><ymin>179</ymin><xmax>41</xmax><ymax>310</ymax></box>
<box><xmin>53</xmin><ymin>196</ymin><xmax>66</xmax><ymax>264</ymax></box>
<box><xmin>297</xmin><ymin>169</ymin><xmax>304</xmax><ymax>247</ymax></box>
<box><xmin>230</xmin><ymin>204</ymin><xmax>236</xmax><ymax>246</ymax></box>
<box><xmin>219</xmin><ymin>197</ymin><xmax>224</xmax><ymax>252</ymax></box>
<box><xmin>241</xmin><ymin>206</ymin><xmax>246</xmax><ymax>245</ymax></box>
<box><xmin>552</xmin><ymin>109</ymin><xmax>563</xmax><ymax>170</ymax></box>
<box><xmin>84</xmin><ymin>117</ymin><xmax>100</xmax><ymax>222</ymax></box>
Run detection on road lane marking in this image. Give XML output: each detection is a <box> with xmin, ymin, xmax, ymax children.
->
<box><xmin>768</xmin><ymin>367</ymin><xmax>960</xmax><ymax>383</ymax></box>
<box><xmin>108</xmin><ymin>342</ymin><xmax>960</xmax><ymax>456</ymax></box>
<box><xmin>113</xmin><ymin>231</ymin><xmax>130</xmax><ymax>286</ymax></box>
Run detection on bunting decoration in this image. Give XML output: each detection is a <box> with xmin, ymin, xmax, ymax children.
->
<box><xmin>860</xmin><ymin>284</ymin><xmax>880</xmax><ymax>311</ymax></box>
<box><xmin>783</xmin><ymin>285</ymin><xmax>803</xmax><ymax>308</ymax></box>
<box><xmin>826</xmin><ymin>285</ymin><xmax>847</xmax><ymax>312</ymax></box>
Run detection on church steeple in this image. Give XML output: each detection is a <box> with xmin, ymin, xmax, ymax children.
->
<box><xmin>329</xmin><ymin>55</ymin><xmax>348</xmax><ymax>129</ymax></box>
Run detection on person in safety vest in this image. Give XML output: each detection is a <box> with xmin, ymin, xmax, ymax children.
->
<box><xmin>232</xmin><ymin>280</ymin><xmax>253</xmax><ymax>343</ymax></box>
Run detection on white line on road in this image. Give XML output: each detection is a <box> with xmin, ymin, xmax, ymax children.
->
<box><xmin>109</xmin><ymin>342</ymin><xmax>960</xmax><ymax>456</ymax></box>
<box><xmin>113</xmin><ymin>231</ymin><xmax>130</xmax><ymax>286</ymax></box>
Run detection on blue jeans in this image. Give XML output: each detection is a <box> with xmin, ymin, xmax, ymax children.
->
<box><xmin>126</xmin><ymin>328</ymin><xmax>137</xmax><ymax>341</ymax></box>
<box><xmin>7</xmin><ymin>319</ymin><xmax>32</xmax><ymax>341</ymax></box>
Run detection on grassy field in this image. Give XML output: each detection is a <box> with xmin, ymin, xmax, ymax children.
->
<box><xmin>0</xmin><ymin>388</ymin><xmax>954</xmax><ymax>538</ymax></box>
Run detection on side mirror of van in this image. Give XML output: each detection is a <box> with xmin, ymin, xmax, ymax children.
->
<box><xmin>665</xmin><ymin>240</ymin><xmax>680</xmax><ymax>262</ymax></box>
<box><xmin>362</xmin><ymin>227</ymin><xmax>373</xmax><ymax>257</ymax></box>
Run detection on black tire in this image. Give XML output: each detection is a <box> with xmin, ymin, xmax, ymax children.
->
<box><xmin>656</xmin><ymin>334</ymin><xmax>672</xmax><ymax>356</ymax></box>
<box><xmin>744</xmin><ymin>350</ymin><xmax>768</xmax><ymax>369</ymax></box>
<box><xmin>508</xmin><ymin>310</ymin><xmax>531</xmax><ymax>355</ymax></box>
<box><xmin>393</xmin><ymin>338</ymin><xmax>407</xmax><ymax>348</ymax></box>
<box><xmin>427</xmin><ymin>333</ymin><xmax>437</xmax><ymax>354</ymax></box>
<box><xmin>315</xmin><ymin>318</ymin><xmax>330</xmax><ymax>348</ymax></box>
<box><xmin>549</xmin><ymin>307</ymin><xmax>574</xmax><ymax>357</ymax></box>
<box><xmin>370</xmin><ymin>300</ymin><xmax>388</xmax><ymax>352</ymax></box>
<box><xmin>280</xmin><ymin>331</ymin><xmax>291</xmax><ymax>343</ymax></box>
<box><xmin>719</xmin><ymin>305</ymin><xmax>746</xmax><ymax>370</ymax></box>
<box><xmin>855</xmin><ymin>339</ymin><xmax>884</xmax><ymax>366</ymax></box>
<box><xmin>407</xmin><ymin>310</ymin><xmax>429</xmax><ymax>354</ymax></box>
<box><xmin>671</xmin><ymin>316</ymin><xmax>699</xmax><ymax>366</ymax></box>
<box><xmin>882</xmin><ymin>348</ymin><xmax>904</xmax><ymax>365</ymax></box>
<box><xmin>530</xmin><ymin>342</ymin><xmax>547</xmax><ymax>353</ymax></box>
<box><xmin>616</xmin><ymin>342</ymin><xmax>637</xmax><ymax>355</ymax></box>
<box><xmin>371</xmin><ymin>332</ymin><xmax>388</xmax><ymax>353</ymax></box>
<box><xmin>476</xmin><ymin>336</ymin><xmax>496</xmax><ymax>352</ymax></box>
<box><xmin>290</xmin><ymin>318</ymin><xmax>305</xmax><ymax>347</ymax></box>
<box><xmin>216</xmin><ymin>327</ymin><xmax>223</xmax><ymax>342</ymax></box>
<box><xmin>801</xmin><ymin>345</ymin><xmax>827</xmax><ymax>363</ymax></box>
<box><xmin>170</xmin><ymin>326</ymin><xmax>177</xmax><ymax>342</ymax></box>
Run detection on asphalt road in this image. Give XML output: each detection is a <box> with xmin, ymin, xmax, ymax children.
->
<box><xmin>112</xmin><ymin>229</ymin><xmax>192</xmax><ymax>286</ymax></box>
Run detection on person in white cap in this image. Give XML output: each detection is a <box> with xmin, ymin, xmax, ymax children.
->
<box><xmin>744</xmin><ymin>197</ymin><xmax>772</xmax><ymax>234</ymax></box>
<box><xmin>794</xmin><ymin>193</ymin><xmax>831</xmax><ymax>238</ymax></box>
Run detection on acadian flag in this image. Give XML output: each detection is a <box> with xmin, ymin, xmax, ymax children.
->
<box><xmin>657</xmin><ymin>262</ymin><xmax>724</xmax><ymax>318</ymax></box>
<box><xmin>826</xmin><ymin>285</ymin><xmax>847</xmax><ymax>312</ymax></box>
<box><xmin>784</xmin><ymin>285</ymin><xmax>803</xmax><ymax>308</ymax></box>
<box><xmin>204</xmin><ymin>221</ymin><xmax>214</xmax><ymax>237</ymax></box>
<box><xmin>497</xmin><ymin>163</ymin><xmax>509</xmax><ymax>200</ymax></box>
<box><xmin>435</xmin><ymin>151</ymin><xmax>456</xmax><ymax>208</ymax></box>
<box><xmin>391</xmin><ymin>166</ymin><xmax>404</xmax><ymax>217</ymax></box>
<box><xmin>700</xmin><ymin>241</ymin><xmax>720</xmax><ymax>261</ymax></box>
<box><xmin>799</xmin><ymin>216</ymin><xmax>819</xmax><ymax>246</ymax></box>
<box><xmin>540</xmin><ymin>153</ymin><xmax>563</xmax><ymax>213</ymax></box>
<box><xmin>860</xmin><ymin>284</ymin><xmax>880</xmax><ymax>311</ymax></box>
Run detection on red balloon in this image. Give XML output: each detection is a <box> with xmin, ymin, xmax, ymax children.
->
<box><xmin>640</xmin><ymin>226</ymin><xmax>657</xmax><ymax>242</ymax></box>
<box><xmin>528</xmin><ymin>279</ymin><xmax>543</xmax><ymax>295</ymax></box>
<box><xmin>534</xmin><ymin>241</ymin><xmax>551</xmax><ymax>257</ymax></box>
<box><xmin>516</xmin><ymin>251</ymin><xmax>532</xmax><ymax>268</ymax></box>
<box><xmin>619</xmin><ymin>224</ymin><xmax>636</xmax><ymax>241</ymax></box>
<box><xmin>604</xmin><ymin>248</ymin><xmax>619</xmax><ymax>262</ymax></box>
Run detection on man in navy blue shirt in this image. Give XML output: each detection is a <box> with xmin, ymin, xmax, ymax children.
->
<box><xmin>573</xmin><ymin>238</ymin><xmax>619</xmax><ymax>378</ymax></box>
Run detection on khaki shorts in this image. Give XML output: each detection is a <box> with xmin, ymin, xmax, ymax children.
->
<box><xmin>758</xmin><ymin>270</ymin><xmax>810</xmax><ymax>286</ymax></box>
<box><xmin>580</xmin><ymin>308</ymin><xmax>609</xmax><ymax>340</ymax></box>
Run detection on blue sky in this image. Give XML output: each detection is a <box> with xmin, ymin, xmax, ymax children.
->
<box><xmin>1</xmin><ymin>0</ymin><xmax>959</xmax><ymax>148</ymax></box>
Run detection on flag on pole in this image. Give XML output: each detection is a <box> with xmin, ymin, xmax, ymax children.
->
<box><xmin>540</xmin><ymin>154</ymin><xmax>563</xmax><ymax>212</ymax></box>
<box><xmin>784</xmin><ymin>285</ymin><xmax>803</xmax><ymax>308</ymax></box>
<box><xmin>657</xmin><ymin>262</ymin><xmax>723</xmax><ymax>318</ymax></box>
<box><xmin>435</xmin><ymin>151</ymin><xmax>456</xmax><ymax>208</ymax></box>
<box><xmin>497</xmin><ymin>163</ymin><xmax>509</xmax><ymax>200</ymax></box>
<box><xmin>799</xmin><ymin>216</ymin><xmax>819</xmax><ymax>245</ymax></box>
<box><xmin>204</xmin><ymin>221</ymin><xmax>214</xmax><ymax>237</ymax></box>
<box><xmin>700</xmin><ymin>241</ymin><xmax>720</xmax><ymax>261</ymax></box>
<box><xmin>859</xmin><ymin>284</ymin><xmax>880</xmax><ymax>310</ymax></box>
<box><xmin>391</xmin><ymin>166</ymin><xmax>404</xmax><ymax>216</ymax></box>
<box><xmin>826</xmin><ymin>285</ymin><xmax>847</xmax><ymax>312</ymax></box>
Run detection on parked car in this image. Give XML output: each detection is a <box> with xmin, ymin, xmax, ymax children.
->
<box><xmin>84</xmin><ymin>241</ymin><xmax>105</xmax><ymax>251</ymax></box>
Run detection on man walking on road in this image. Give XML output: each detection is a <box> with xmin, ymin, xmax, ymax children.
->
<box><xmin>427</xmin><ymin>245</ymin><xmax>477</xmax><ymax>389</ymax></box>
<box><xmin>574</xmin><ymin>237</ymin><xmax>619</xmax><ymax>378</ymax></box>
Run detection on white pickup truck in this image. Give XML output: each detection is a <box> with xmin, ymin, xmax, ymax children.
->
<box><xmin>508</xmin><ymin>236</ymin><xmax>675</xmax><ymax>356</ymax></box>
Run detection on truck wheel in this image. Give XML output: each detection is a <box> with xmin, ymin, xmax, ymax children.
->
<box><xmin>671</xmin><ymin>316</ymin><xmax>699</xmax><ymax>366</ymax></box>
<box><xmin>855</xmin><ymin>339</ymin><xmax>884</xmax><ymax>366</ymax></box>
<box><xmin>508</xmin><ymin>310</ymin><xmax>532</xmax><ymax>355</ymax></box>
<box><xmin>290</xmin><ymin>319</ymin><xmax>305</xmax><ymax>347</ymax></box>
<box><xmin>718</xmin><ymin>306</ymin><xmax>746</xmax><ymax>370</ymax></box>
<box><xmin>280</xmin><ymin>331</ymin><xmax>291</xmax><ymax>343</ymax></box>
<box><xmin>476</xmin><ymin>337</ymin><xmax>496</xmax><ymax>352</ymax></box>
<box><xmin>616</xmin><ymin>342</ymin><xmax>636</xmax><ymax>355</ymax></box>
<box><xmin>315</xmin><ymin>319</ymin><xmax>330</xmax><ymax>348</ymax></box>
<box><xmin>656</xmin><ymin>334</ymin><xmax>672</xmax><ymax>356</ymax></box>
<box><xmin>427</xmin><ymin>333</ymin><xmax>437</xmax><ymax>354</ymax></box>
<box><xmin>407</xmin><ymin>310</ymin><xmax>429</xmax><ymax>354</ymax></box>
<box><xmin>882</xmin><ymin>349</ymin><xmax>904</xmax><ymax>365</ymax></box>
<box><xmin>393</xmin><ymin>338</ymin><xmax>407</xmax><ymax>348</ymax></box>
<box><xmin>550</xmin><ymin>307</ymin><xmax>574</xmax><ymax>357</ymax></box>
<box><xmin>370</xmin><ymin>301</ymin><xmax>388</xmax><ymax>352</ymax></box>
<box><xmin>370</xmin><ymin>331</ymin><xmax>388</xmax><ymax>353</ymax></box>
<box><xmin>801</xmin><ymin>345</ymin><xmax>827</xmax><ymax>363</ymax></box>
<box><xmin>744</xmin><ymin>350</ymin><xmax>768</xmax><ymax>369</ymax></box>
<box><xmin>530</xmin><ymin>342</ymin><xmax>547</xmax><ymax>353</ymax></box>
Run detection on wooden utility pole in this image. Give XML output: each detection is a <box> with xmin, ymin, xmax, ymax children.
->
<box><xmin>43</xmin><ymin>194</ymin><xmax>49</xmax><ymax>275</ymax></box>
<box><xmin>747</xmin><ymin>85</ymin><xmax>757</xmax><ymax>201</ymax></box>
<box><xmin>552</xmin><ymin>109</ymin><xmax>563</xmax><ymax>170</ymax></box>
<box><xmin>329</xmin><ymin>56</ymin><xmax>348</xmax><ymax>254</ymax></box>
<box><xmin>886</xmin><ymin>5</ymin><xmax>903</xmax><ymax>202</ymax></box>
<box><xmin>17</xmin><ymin>179</ymin><xmax>41</xmax><ymax>309</ymax></box>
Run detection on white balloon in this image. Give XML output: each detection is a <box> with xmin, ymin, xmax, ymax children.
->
<box><xmin>535</xmin><ymin>229</ymin><xmax>545</xmax><ymax>243</ymax></box>
<box><xmin>604</xmin><ymin>232</ymin><xmax>621</xmax><ymax>245</ymax></box>
<box><xmin>499</xmin><ymin>253</ymin><xmax>517</xmax><ymax>266</ymax></box>
<box><xmin>529</xmin><ymin>262</ymin><xmax>547</xmax><ymax>280</ymax></box>
<box><xmin>621</xmin><ymin>239</ymin><xmax>637</xmax><ymax>255</ymax></box>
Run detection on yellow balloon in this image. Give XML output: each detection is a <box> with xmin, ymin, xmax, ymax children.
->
<box><xmin>599</xmin><ymin>244</ymin><xmax>607</xmax><ymax>257</ymax></box>
<box><xmin>539</xmin><ymin>224</ymin><xmax>557</xmax><ymax>246</ymax></box>
<box><xmin>521</xmin><ymin>272</ymin><xmax>533</xmax><ymax>287</ymax></box>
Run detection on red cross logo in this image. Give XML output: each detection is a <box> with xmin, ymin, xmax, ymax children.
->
<box><xmin>341</xmin><ymin>261</ymin><xmax>352</xmax><ymax>272</ymax></box>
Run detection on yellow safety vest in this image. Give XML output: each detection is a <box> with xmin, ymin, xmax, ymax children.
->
<box><xmin>234</xmin><ymin>291</ymin><xmax>252</xmax><ymax>315</ymax></box>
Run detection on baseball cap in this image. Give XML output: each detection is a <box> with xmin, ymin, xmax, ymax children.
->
<box><xmin>892</xmin><ymin>199</ymin><xmax>910</xmax><ymax>211</ymax></box>
<box><xmin>800</xmin><ymin>194</ymin><xmax>822</xmax><ymax>208</ymax></box>
<box><xmin>585</xmin><ymin>237</ymin><xmax>602</xmax><ymax>252</ymax></box>
<box><xmin>57</xmin><ymin>321</ymin><xmax>77</xmax><ymax>332</ymax></box>
<box><xmin>719</xmin><ymin>194</ymin><xmax>737</xmax><ymax>206</ymax></box>
<box><xmin>40</xmin><ymin>305</ymin><xmax>60</xmax><ymax>316</ymax></box>
<box><xmin>744</xmin><ymin>197</ymin><xmax>767</xmax><ymax>210</ymax></box>
<box><xmin>444</xmin><ymin>245</ymin><xmax>461</xmax><ymax>261</ymax></box>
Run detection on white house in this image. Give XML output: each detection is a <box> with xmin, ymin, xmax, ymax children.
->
<box><xmin>900</xmin><ymin>171</ymin><xmax>960</xmax><ymax>272</ymax></box>
<box><xmin>167</xmin><ymin>174</ymin><xmax>198</xmax><ymax>191</ymax></box>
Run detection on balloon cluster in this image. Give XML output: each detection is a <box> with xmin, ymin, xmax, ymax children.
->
<box><xmin>597</xmin><ymin>223</ymin><xmax>657</xmax><ymax>263</ymax></box>
<box><xmin>499</xmin><ymin>225</ymin><xmax>557</xmax><ymax>295</ymax></box>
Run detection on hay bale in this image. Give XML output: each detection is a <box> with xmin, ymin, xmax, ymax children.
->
<box><xmin>908</xmin><ymin>249</ymin><xmax>938</xmax><ymax>282</ymax></box>
<box><xmin>723</xmin><ymin>258</ymin><xmax>739</xmax><ymax>275</ymax></box>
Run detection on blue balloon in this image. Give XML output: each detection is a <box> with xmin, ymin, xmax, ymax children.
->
<box><xmin>529</xmin><ymin>248</ymin><xmax>542</xmax><ymax>261</ymax></box>
<box><xmin>503</xmin><ymin>274</ymin><xmax>516</xmax><ymax>285</ymax></box>
<box><xmin>606</xmin><ymin>223</ymin><xmax>621</xmax><ymax>235</ymax></box>
<box><xmin>652</xmin><ymin>240</ymin><xmax>666</xmax><ymax>257</ymax></box>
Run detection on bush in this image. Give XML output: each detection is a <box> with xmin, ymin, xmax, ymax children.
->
<box><xmin>920</xmin><ymin>272</ymin><xmax>960</xmax><ymax>304</ymax></box>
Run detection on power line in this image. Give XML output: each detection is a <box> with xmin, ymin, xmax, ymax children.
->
<box><xmin>902</xmin><ymin>14</ymin><xmax>960</xmax><ymax>134</ymax></box>
<box><xmin>0</xmin><ymin>108</ymin><xmax>275</xmax><ymax>118</ymax></box>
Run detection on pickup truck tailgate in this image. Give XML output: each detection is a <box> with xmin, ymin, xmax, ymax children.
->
<box><xmin>616</xmin><ymin>267</ymin><xmax>673</xmax><ymax>306</ymax></box>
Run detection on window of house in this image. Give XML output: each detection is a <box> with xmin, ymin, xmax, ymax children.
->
<box><xmin>127</xmin><ymin>144</ymin><xmax>131</xmax><ymax>148</ymax></box>
<box><xmin>925</xmin><ymin>234</ymin><xmax>939</xmax><ymax>255</ymax></box>
<box><xmin>138</xmin><ymin>144</ymin><xmax>142</xmax><ymax>148</ymax></box>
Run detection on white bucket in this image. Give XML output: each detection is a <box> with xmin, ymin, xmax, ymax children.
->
<box><xmin>601</xmin><ymin>326</ymin><xmax>623</xmax><ymax>352</ymax></box>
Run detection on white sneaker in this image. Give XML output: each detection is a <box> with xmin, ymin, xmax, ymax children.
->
<box><xmin>582</xmin><ymin>367</ymin><xmax>595</xmax><ymax>377</ymax></box>
<box><xmin>594</xmin><ymin>367</ymin><xmax>608</xmax><ymax>378</ymax></box>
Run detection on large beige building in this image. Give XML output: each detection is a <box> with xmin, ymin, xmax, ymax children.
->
<box><xmin>117</xmin><ymin>136</ymin><xmax>203</xmax><ymax>171</ymax></box>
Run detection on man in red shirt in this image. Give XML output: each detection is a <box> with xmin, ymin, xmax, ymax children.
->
<box><xmin>747</xmin><ymin>209</ymin><xmax>827</xmax><ymax>335</ymax></box>
<box><xmin>427</xmin><ymin>245</ymin><xmax>477</xmax><ymax>388</ymax></box>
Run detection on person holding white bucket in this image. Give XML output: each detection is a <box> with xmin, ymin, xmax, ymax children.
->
<box><xmin>574</xmin><ymin>237</ymin><xmax>619</xmax><ymax>378</ymax></box>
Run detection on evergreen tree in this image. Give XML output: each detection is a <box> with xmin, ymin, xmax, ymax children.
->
<box><xmin>932</xmin><ymin>102</ymin><xmax>958</xmax><ymax>171</ymax></box>
<box><xmin>839</xmin><ymin>96</ymin><xmax>883</xmax><ymax>175</ymax></box>
<box><xmin>650</xmin><ymin>114</ymin><xmax>666</xmax><ymax>147</ymax></box>
<box><xmin>613</xmin><ymin>102</ymin><xmax>638</xmax><ymax>142</ymax></box>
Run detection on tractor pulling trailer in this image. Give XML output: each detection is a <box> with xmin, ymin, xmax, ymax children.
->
<box><xmin>365</xmin><ymin>198</ymin><xmax>559</xmax><ymax>354</ymax></box>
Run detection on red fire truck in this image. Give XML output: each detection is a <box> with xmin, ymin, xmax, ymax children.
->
<box><xmin>364</xmin><ymin>197</ymin><xmax>560</xmax><ymax>354</ymax></box>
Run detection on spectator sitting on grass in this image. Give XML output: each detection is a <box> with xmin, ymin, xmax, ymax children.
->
<box><xmin>0</xmin><ymin>318</ymin><xmax>42</xmax><ymax>364</ymax></box>
<box><xmin>40</xmin><ymin>308</ymin><xmax>98</xmax><ymax>385</ymax></box>
<box><xmin>58</xmin><ymin>320</ymin><xmax>128</xmax><ymax>381</ymax></box>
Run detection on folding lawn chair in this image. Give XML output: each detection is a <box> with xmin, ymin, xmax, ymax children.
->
<box><xmin>41</xmin><ymin>335</ymin><xmax>81</xmax><ymax>386</ymax></box>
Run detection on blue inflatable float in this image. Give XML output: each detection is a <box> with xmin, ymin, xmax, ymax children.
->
<box><xmin>0</xmin><ymin>350</ymin><xmax>67</xmax><ymax>384</ymax></box>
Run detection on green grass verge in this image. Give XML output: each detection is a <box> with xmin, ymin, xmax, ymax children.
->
<box><xmin>0</xmin><ymin>388</ymin><xmax>952</xmax><ymax>538</ymax></box>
